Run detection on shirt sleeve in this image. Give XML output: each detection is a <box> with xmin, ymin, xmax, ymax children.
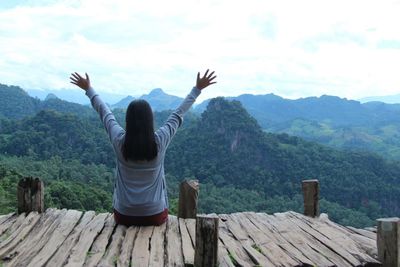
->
<box><xmin>86</xmin><ymin>87</ymin><xmax>124</xmax><ymax>144</ymax></box>
<box><xmin>156</xmin><ymin>87</ymin><xmax>201</xmax><ymax>149</ymax></box>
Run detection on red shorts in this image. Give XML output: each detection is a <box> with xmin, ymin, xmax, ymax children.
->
<box><xmin>113</xmin><ymin>208</ymin><xmax>168</xmax><ymax>226</ymax></box>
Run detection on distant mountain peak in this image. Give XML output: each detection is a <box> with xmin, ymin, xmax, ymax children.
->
<box><xmin>45</xmin><ymin>93</ymin><xmax>59</xmax><ymax>101</ymax></box>
<box><xmin>148</xmin><ymin>88</ymin><xmax>165</xmax><ymax>96</ymax></box>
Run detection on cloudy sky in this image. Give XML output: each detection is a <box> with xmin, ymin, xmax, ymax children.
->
<box><xmin>0</xmin><ymin>0</ymin><xmax>399</xmax><ymax>101</ymax></box>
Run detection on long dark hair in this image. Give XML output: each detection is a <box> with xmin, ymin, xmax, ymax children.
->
<box><xmin>122</xmin><ymin>100</ymin><xmax>158</xmax><ymax>161</ymax></box>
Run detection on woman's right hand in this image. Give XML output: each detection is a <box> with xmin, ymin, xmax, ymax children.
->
<box><xmin>196</xmin><ymin>69</ymin><xmax>217</xmax><ymax>90</ymax></box>
<box><xmin>70</xmin><ymin>72</ymin><xmax>91</xmax><ymax>91</ymax></box>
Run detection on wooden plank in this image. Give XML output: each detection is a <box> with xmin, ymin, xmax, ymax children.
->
<box><xmin>149</xmin><ymin>223</ymin><xmax>167</xmax><ymax>267</ymax></box>
<box><xmin>179</xmin><ymin>218</ymin><xmax>194</xmax><ymax>266</ymax></box>
<box><xmin>218</xmin><ymin>219</ymin><xmax>256</xmax><ymax>266</ymax></box>
<box><xmin>346</xmin><ymin>226</ymin><xmax>377</xmax><ymax>240</ymax></box>
<box><xmin>118</xmin><ymin>226</ymin><xmax>139</xmax><ymax>267</ymax></box>
<box><xmin>231</xmin><ymin>213</ymin><xmax>300</xmax><ymax>266</ymax></box>
<box><xmin>218</xmin><ymin>239</ymin><xmax>235</xmax><ymax>267</ymax></box>
<box><xmin>290</xmin><ymin>212</ymin><xmax>380</xmax><ymax>265</ymax></box>
<box><xmin>283</xmin><ymin>212</ymin><xmax>359</xmax><ymax>267</ymax></box>
<box><xmin>46</xmin><ymin>210</ymin><xmax>96</xmax><ymax>267</ymax></box>
<box><xmin>0</xmin><ymin>213</ymin><xmax>25</xmax><ymax>239</ymax></box>
<box><xmin>166</xmin><ymin>215</ymin><xmax>184</xmax><ymax>266</ymax></box>
<box><xmin>131</xmin><ymin>226</ymin><xmax>154</xmax><ymax>267</ymax></box>
<box><xmin>84</xmin><ymin>214</ymin><xmax>116</xmax><ymax>267</ymax></box>
<box><xmin>4</xmin><ymin>209</ymin><xmax>64</xmax><ymax>266</ymax></box>
<box><xmin>185</xmin><ymin>218</ymin><xmax>196</xmax><ymax>245</ymax></box>
<box><xmin>26</xmin><ymin>209</ymin><xmax>82</xmax><ymax>267</ymax></box>
<box><xmin>97</xmin><ymin>224</ymin><xmax>126</xmax><ymax>267</ymax></box>
<box><xmin>251</xmin><ymin>212</ymin><xmax>335</xmax><ymax>267</ymax></box>
<box><xmin>0</xmin><ymin>213</ymin><xmax>15</xmax><ymax>226</ymax></box>
<box><xmin>0</xmin><ymin>212</ymin><xmax>41</xmax><ymax>258</ymax></box>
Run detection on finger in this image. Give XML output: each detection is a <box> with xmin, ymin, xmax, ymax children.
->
<box><xmin>74</xmin><ymin>72</ymin><xmax>83</xmax><ymax>79</ymax></box>
<box><xmin>85</xmin><ymin>72</ymin><xmax>90</xmax><ymax>82</ymax></box>
<box><xmin>70</xmin><ymin>77</ymin><xmax>79</xmax><ymax>83</ymax></box>
<box><xmin>71</xmin><ymin>73</ymin><xmax>80</xmax><ymax>80</ymax></box>
<box><xmin>197</xmin><ymin>72</ymin><xmax>200</xmax><ymax>81</ymax></box>
<box><xmin>208</xmin><ymin>75</ymin><xmax>217</xmax><ymax>82</ymax></box>
<box><xmin>209</xmin><ymin>81</ymin><xmax>217</xmax><ymax>85</ymax></box>
<box><xmin>70</xmin><ymin>81</ymin><xmax>78</xmax><ymax>85</ymax></box>
<box><xmin>207</xmin><ymin>71</ymin><xmax>215</xmax><ymax>79</ymax></box>
<box><xmin>203</xmin><ymin>69</ymin><xmax>209</xmax><ymax>78</ymax></box>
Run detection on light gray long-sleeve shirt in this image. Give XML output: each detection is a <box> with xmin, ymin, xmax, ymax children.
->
<box><xmin>86</xmin><ymin>86</ymin><xmax>201</xmax><ymax>216</ymax></box>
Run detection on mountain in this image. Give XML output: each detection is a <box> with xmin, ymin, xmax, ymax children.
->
<box><xmin>111</xmin><ymin>95</ymin><xmax>135</xmax><ymax>109</ymax></box>
<box><xmin>0</xmin><ymin>83</ymin><xmax>95</xmax><ymax>119</ymax></box>
<box><xmin>359</xmin><ymin>93</ymin><xmax>400</xmax><ymax>104</ymax></box>
<box><xmin>167</xmin><ymin>98</ymin><xmax>400</xmax><ymax>222</ymax></box>
<box><xmin>111</xmin><ymin>88</ymin><xmax>183</xmax><ymax>111</ymax></box>
<box><xmin>0</xmin><ymin>84</ymin><xmax>40</xmax><ymax>119</ymax></box>
<box><xmin>27</xmin><ymin>88</ymin><xmax>126</xmax><ymax>105</ymax></box>
<box><xmin>1</xmin><ymin>96</ymin><xmax>399</xmax><ymax>226</ymax></box>
<box><xmin>194</xmin><ymin>93</ymin><xmax>400</xmax><ymax>160</ymax></box>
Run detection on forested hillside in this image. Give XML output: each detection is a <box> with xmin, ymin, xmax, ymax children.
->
<box><xmin>195</xmin><ymin>93</ymin><xmax>400</xmax><ymax>160</ymax></box>
<box><xmin>1</xmin><ymin>85</ymin><xmax>399</xmax><ymax>227</ymax></box>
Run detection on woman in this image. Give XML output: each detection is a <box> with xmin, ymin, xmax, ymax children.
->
<box><xmin>70</xmin><ymin>70</ymin><xmax>216</xmax><ymax>226</ymax></box>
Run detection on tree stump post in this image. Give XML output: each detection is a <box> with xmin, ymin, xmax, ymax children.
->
<box><xmin>377</xmin><ymin>217</ymin><xmax>400</xmax><ymax>267</ymax></box>
<box><xmin>194</xmin><ymin>215</ymin><xmax>219</xmax><ymax>267</ymax></box>
<box><xmin>178</xmin><ymin>179</ymin><xmax>199</xmax><ymax>219</ymax></box>
<box><xmin>17</xmin><ymin>177</ymin><xmax>44</xmax><ymax>214</ymax></box>
<box><xmin>302</xmin><ymin>179</ymin><xmax>319</xmax><ymax>217</ymax></box>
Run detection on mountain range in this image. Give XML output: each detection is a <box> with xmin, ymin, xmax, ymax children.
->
<box><xmin>5</xmin><ymin>83</ymin><xmax>400</xmax><ymax>160</ymax></box>
<box><xmin>0</xmin><ymin>87</ymin><xmax>399</xmax><ymax>227</ymax></box>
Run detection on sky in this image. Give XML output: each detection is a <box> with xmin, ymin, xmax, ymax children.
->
<box><xmin>0</xmin><ymin>0</ymin><xmax>399</xmax><ymax>101</ymax></box>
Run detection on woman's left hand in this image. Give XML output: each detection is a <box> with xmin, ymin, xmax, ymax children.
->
<box><xmin>70</xmin><ymin>72</ymin><xmax>91</xmax><ymax>91</ymax></box>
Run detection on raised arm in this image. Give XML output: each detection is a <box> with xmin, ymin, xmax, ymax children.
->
<box><xmin>156</xmin><ymin>70</ymin><xmax>217</xmax><ymax>148</ymax></box>
<box><xmin>70</xmin><ymin>72</ymin><xmax>124</xmax><ymax>143</ymax></box>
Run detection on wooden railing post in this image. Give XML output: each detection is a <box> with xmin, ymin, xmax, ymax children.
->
<box><xmin>302</xmin><ymin>179</ymin><xmax>319</xmax><ymax>217</ymax></box>
<box><xmin>377</xmin><ymin>217</ymin><xmax>400</xmax><ymax>267</ymax></box>
<box><xmin>17</xmin><ymin>177</ymin><xmax>44</xmax><ymax>214</ymax></box>
<box><xmin>194</xmin><ymin>215</ymin><xmax>219</xmax><ymax>267</ymax></box>
<box><xmin>178</xmin><ymin>179</ymin><xmax>199</xmax><ymax>219</ymax></box>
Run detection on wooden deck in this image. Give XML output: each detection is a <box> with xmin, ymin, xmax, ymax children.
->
<box><xmin>0</xmin><ymin>209</ymin><xmax>380</xmax><ymax>266</ymax></box>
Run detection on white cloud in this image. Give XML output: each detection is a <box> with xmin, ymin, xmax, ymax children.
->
<box><xmin>0</xmin><ymin>0</ymin><xmax>399</xmax><ymax>102</ymax></box>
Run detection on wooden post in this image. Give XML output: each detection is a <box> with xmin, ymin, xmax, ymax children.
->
<box><xmin>178</xmin><ymin>179</ymin><xmax>199</xmax><ymax>219</ymax></box>
<box><xmin>194</xmin><ymin>215</ymin><xmax>219</xmax><ymax>267</ymax></box>
<box><xmin>302</xmin><ymin>179</ymin><xmax>319</xmax><ymax>217</ymax></box>
<box><xmin>377</xmin><ymin>217</ymin><xmax>400</xmax><ymax>267</ymax></box>
<box><xmin>17</xmin><ymin>177</ymin><xmax>44</xmax><ymax>214</ymax></box>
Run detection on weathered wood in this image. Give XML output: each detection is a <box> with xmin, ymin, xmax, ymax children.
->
<box><xmin>166</xmin><ymin>216</ymin><xmax>185</xmax><ymax>266</ymax></box>
<box><xmin>178</xmin><ymin>180</ymin><xmax>199</xmax><ymax>219</ymax></box>
<box><xmin>179</xmin><ymin>218</ymin><xmax>194</xmax><ymax>266</ymax></box>
<box><xmin>0</xmin><ymin>214</ymin><xmax>18</xmax><ymax>238</ymax></box>
<box><xmin>285</xmin><ymin>212</ymin><xmax>359</xmax><ymax>267</ymax></box>
<box><xmin>131</xmin><ymin>226</ymin><xmax>154</xmax><ymax>267</ymax></box>
<box><xmin>17</xmin><ymin>177</ymin><xmax>44</xmax><ymax>214</ymax></box>
<box><xmin>27</xmin><ymin>209</ymin><xmax>82</xmax><ymax>267</ymax></box>
<box><xmin>234</xmin><ymin>212</ymin><xmax>301</xmax><ymax>266</ymax></box>
<box><xmin>47</xmin><ymin>211</ymin><xmax>96</xmax><ymax>267</ymax></box>
<box><xmin>118</xmin><ymin>226</ymin><xmax>139</xmax><ymax>267</ymax></box>
<box><xmin>97</xmin><ymin>224</ymin><xmax>126</xmax><ymax>267</ymax></box>
<box><xmin>302</xmin><ymin>179</ymin><xmax>319</xmax><ymax>217</ymax></box>
<box><xmin>5</xmin><ymin>209</ymin><xmax>64</xmax><ymax>266</ymax></box>
<box><xmin>149</xmin><ymin>223</ymin><xmax>167</xmax><ymax>267</ymax></box>
<box><xmin>290</xmin><ymin>211</ymin><xmax>380</xmax><ymax>265</ymax></box>
<box><xmin>0</xmin><ymin>212</ymin><xmax>40</xmax><ymax>258</ymax></box>
<box><xmin>0</xmin><ymin>213</ymin><xmax>15</xmax><ymax>226</ymax></box>
<box><xmin>84</xmin><ymin>214</ymin><xmax>116</xmax><ymax>267</ymax></box>
<box><xmin>255</xmin><ymin>212</ymin><xmax>331</xmax><ymax>267</ymax></box>
<box><xmin>194</xmin><ymin>215</ymin><xmax>219</xmax><ymax>267</ymax></box>
<box><xmin>377</xmin><ymin>217</ymin><xmax>400</xmax><ymax>267</ymax></box>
